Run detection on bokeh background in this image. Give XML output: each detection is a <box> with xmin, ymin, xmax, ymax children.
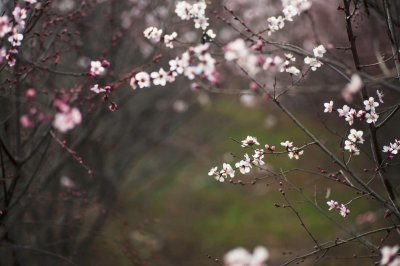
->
<box><xmin>1</xmin><ymin>0</ymin><xmax>400</xmax><ymax>265</ymax></box>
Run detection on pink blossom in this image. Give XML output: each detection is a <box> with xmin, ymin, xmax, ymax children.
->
<box><xmin>53</xmin><ymin>107</ymin><xmax>82</xmax><ymax>133</ymax></box>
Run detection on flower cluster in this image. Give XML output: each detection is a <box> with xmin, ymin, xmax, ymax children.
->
<box><xmin>281</xmin><ymin>140</ymin><xmax>304</xmax><ymax>159</ymax></box>
<box><xmin>224</xmin><ymin>246</ymin><xmax>269</xmax><ymax>266</ymax></box>
<box><xmin>304</xmin><ymin>44</ymin><xmax>326</xmax><ymax>71</ymax></box>
<box><xmin>267</xmin><ymin>0</ymin><xmax>311</xmax><ymax>35</ymax></box>
<box><xmin>0</xmin><ymin>3</ymin><xmax>33</xmax><ymax>67</ymax></box>
<box><xmin>241</xmin><ymin>136</ymin><xmax>260</xmax><ymax>147</ymax></box>
<box><xmin>175</xmin><ymin>1</ymin><xmax>210</xmax><ymax>30</ymax></box>
<box><xmin>263</xmin><ymin>53</ymin><xmax>300</xmax><ymax>76</ymax></box>
<box><xmin>344</xmin><ymin>129</ymin><xmax>364</xmax><ymax>155</ymax></box>
<box><xmin>383</xmin><ymin>140</ymin><xmax>400</xmax><ymax>158</ymax></box>
<box><xmin>130</xmin><ymin>43</ymin><xmax>217</xmax><ymax>90</ymax></box>
<box><xmin>208</xmin><ymin>136</ymin><xmax>307</xmax><ymax>182</ymax></box>
<box><xmin>324</xmin><ymin>93</ymin><xmax>382</xmax><ymax>125</ymax></box>
<box><xmin>90</xmin><ymin>60</ymin><xmax>109</xmax><ymax>76</ymax></box>
<box><xmin>380</xmin><ymin>246</ymin><xmax>400</xmax><ymax>266</ymax></box>
<box><xmin>326</xmin><ymin>200</ymin><xmax>350</xmax><ymax>217</ymax></box>
<box><xmin>143</xmin><ymin>27</ymin><xmax>179</xmax><ymax>49</ymax></box>
<box><xmin>224</xmin><ymin>39</ymin><xmax>300</xmax><ymax>76</ymax></box>
<box><xmin>52</xmin><ymin>100</ymin><xmax>82</xmax><ymax>133</ymax></box>
<box><xmin>224</xmin><ymin>38</ymin><xmax>262</xmax><ymax>76</ymax></box>
<box><xmin>90</xmin><ymin>84</ymin><xmax>109</xmax><ymax>94</ymax></box>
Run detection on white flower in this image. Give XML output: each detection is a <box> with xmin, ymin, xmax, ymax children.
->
<box><xmin>241</xmin><ymin>136</ymin><xmax>260</xmax><ymax>147</ymax></box>
<box><xmin>304</xmin><ymin>56</ymin><xmax>322</xmax><ymax>71</ymax></box>
<box><xmin>195</xmin><ymin>52</ymin><xmax>216</xmax><ymax>76</ymax></box>
<box><xmin>235</xmin><ymin>155</ymin><xmax>252</xmax><ymax>174</ymax></box>
<box><xmin>348</xmin><ymin>129</ymin><xmax>364</xmax><ymax>144</ymax></box>
<box><xmin>250</xmin><ymin>246</ymin><xmax>269</xmax><ymax>266</ymax></box>
<box><xmin>224</xmin><ymin>247</ymin><xmax>252</xmax><ymax>266</ymax></box>
<box><xmin>363</xmin><ymin>97</ymin><xmax>379</xmax><ymax>111</ymax></box>
<box><xmin>327</xmin><ymin>200</ymin><xmax>350</xmax><ymax>217</ymax></box>
<box><xmin>263</xmin><ymin>56</ymin><xmax>284</xmax><ymax>71</ymax></box>
<box><xmin>280</xmin><ymin>140</ymin><xmax>293</xmax><ymax>148</ymax></box>
<box><xmin>191</xmin><ymin>2</ymin><xmax>207</xmax><ymax>18</ymax></box>
<box><xmin>324</xmin><ymin>101</ymin><xmax>333</xmax><ymax>113</ymax></box>
<box><xmin>344</xmin><ymin>140</ymin><xmax>360</xmax><ymax>155</ymax></box>
<box><xmin>252</xmin><ymin>149</ymin><xmax>265</xmax><ymax>166</ymax></box>
<box><xmin>267</xmin><ymin>16</ymin><xmax>285</xmax><ymax>34</ymax></box>
<box><xmin>285</xmin><ymin>53</ymin><xmax>296</xmax><ymax>62</ymax></box>
<box><xmin>377</xmin><ymin>90</ymin><xmax>384</xmax><ymax>103</ymax></box>
<box><xmin>339</xmin><ymin>204</ymin><xmax>350</xmax><ymax>217</ymax></box>
<box><xmin>12</xmin><ymin>6</ymin><xmax>27</xmax><ymax>29</ymax></box>
<box><xmin>283</xmin><ymin>5</ymin><xmax>299</xmax><ymax>21</ymax></box>
<box><xmin>0</xmin><ymin>16</ymin><xmax>12</xmax><ymax>38</ymax></box>
<box><xmin>327</xmin><ymin>200</ymin><xmax>339</xmax><ymax>211</ymax></box>
<box><xmin>285</xmin><ymin>66</ymin><xmax>300</xmax><ymax>76</ymax></box>
<box><xmin>175</xmin><ymin>1</ymin><xmax>193</xmax><ymax>20</ymax></box>
<box><xmin>169</xmin><ymin>58</ymin><xmax>184</xmax><ymax>74</ymax></box>
<box><xmin>135</xmin><ymin>71</ymin><xmax>151</xmax><ymax>88</ymax></box>
<box><xmin>288</xmin><ymin>148</ymin><xmax>304</xmax><ymax>160</ymax></box>
<box><xmin>8</xmin><ymin>28</ymin><xmax>23</xmax><ymax>47</ymax></box>
<box><xmin>356</xmin><ymin>110</ymin><xmax>366</xmax><ymax>118</ymax></box>
<box><xmin>208</xmin><ymin>166</ymin><xmax>218</xmax><ymax>176</ymax></box>
<box><xmin>194</xmin><ymin>16</ymin><xmax>209</xmax><ymax>30</ymax></box>
<box><xmin>151</xmin><ymin>68</ymin><xmax>168</xmax><ymax>86</ymax></box>
<box><xmin>365</xmin><ymin>111</ymin><xmax>379</xmax><ymax>124</ymax></box>
<box><xmin>313</xmin><ymin>45</ymin><xmax>326</xmax><ymax>58</ymax></box>
<box><xmin>224</xmin><ymin>246</ymin><xmax>269</xmax><ymax>266</ymax></box>
<box><xmin>221</xmin><ymin>163</ymin><xmax>235</xmax><ymax>179</ymax></box>
<box><xmin>90</xmin><ymin>61</ymin><xmax>105</xmax><ymax>76</ymax></box>
<box><xmin>90</xmin><ymin>84</ymin><xmax>106</xmax><ymax>94</ymax></box>
<box><xmin>164</xmin><ymin>32</ymin><xmax>178</xmax><ymax>49</ymax></box>
<box><xmin>25</xmin><ymin>0</ymin><xmax>37</xmax><ymax>4</ymax></box>
<box><xmin>337</xmin><ymin>105</ymin><xmax>350</xmax><ymax>117</ymax></box>
<box><xmin>53</xmin><ymin>107</ymin><xmax>82</xmax><ymax>133</ymax></box>
<box><xmin>143</xmin><ymin>27</ymin><xmax>163</xmax><ymax>42</ymax></box>
<box><xmin>340</xmin><ymin>108</ymin><xmax>356</xmax><ymax>125</ymax></box>
<box><xmin>382</xmin><ymin>140</ymin><xmax>400</xmax><ymax>155</ymax></box>
<box><xmin>206</xmin><ymin>29</ymin><xmax>216</xmax><ymax>39</ymax></box>
<box><xmin>380</xmin><ymin>246</ymin><xmax>400</xmax><ymax>266</ymax></box>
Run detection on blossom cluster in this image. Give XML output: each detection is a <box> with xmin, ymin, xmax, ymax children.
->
<box><xmin>130</xmin><ymin>1</ymin><xmax>219</xmax><ymax>91</ymax></box>
<box><xmin>130</xmin><ymin>43</ymin><xmax>217</xmax><ymax>90</ymax></box>
<box><xmin>175</xmin><ymin>1</ymin><xmax>210</xmax><ymax>30</ymax></box>
<box><xmin>326</xmin><ymin>200</ymin><xmax>350</xmax><ymax>217</ymax></box>
<box><xmin>383</xmin><ymin>140</ymin><xmax>400</xmax><ymax>158</ymax></box>
<box><xmin>144</xmin><ymin>27</ymin><xmax>179</xmax><ymax>49</ymax></box>
<box><xmin>224</xmin><ymin>37</ymin><xmax>328</xmax><ymax>77</ymax></box>
<box><xmin>304</xmin><ymin>44</ymin><xmax>326</xmax><ymax>71</ymax></box>
<box><xmin>0</xmin><ymin>2</ymin><xmax>35</xmax><ymax>67</ymax></box>
<box><xmin>89</xmin><ymin>60</ymin><xmax>110</xmax><ymax>76</ymax></box>
<box><xmin>325</xmin><ymin>92</ymin><xmax>382</xmax><ymax>125</ymax></box>
<box><xmin>224</xmin><ymin>39</ymin><xmax>307</xmax><ymax>76</ymax></box>
<box><xmin>280</xmin><ymin>140</ymin><xmax>304</xmax><ymax>159</ymax></box>
<box><xmin>208</xmin><ymin>136</ymin><xmax>304</xmax><ymax>182</ymax></box>
<box><xmin>52</xmin><ymin>99</ymin><xmax>82</xmax><ymax>133</ymax></box>
<box><xmin>266</xmin><ymin>0</ymin><xmax>311</xmax><ymax>35</ymax></box>
<box><xmin>323</xmin><ymin>90</ymin><xmax>388</xmax><ymax>156</ymax></box>
<box><xmin>224</xmin><ymin>246</ymin><xmax>269</xmax><ymax>266</ymax></box>
<box><xmin>144</xmin><ymin>1</ymin><xmax>216</xmax><ymax>50</ymax></box>
<box><xmin>344</xmin><ymin>129</ymin><xmax>364</xmax><ymax>155</ymax></box>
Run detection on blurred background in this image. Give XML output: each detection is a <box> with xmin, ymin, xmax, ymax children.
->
<box><xmin>0</xmin><ymin>0</ymin><xmax>400</xmax><ymax>265</ymax></box>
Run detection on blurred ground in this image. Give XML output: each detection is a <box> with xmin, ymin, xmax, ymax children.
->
<box><xmin>86</xmin><ymin>97</ymin><xmax>379</xmax><ymax>266</ymax></box>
